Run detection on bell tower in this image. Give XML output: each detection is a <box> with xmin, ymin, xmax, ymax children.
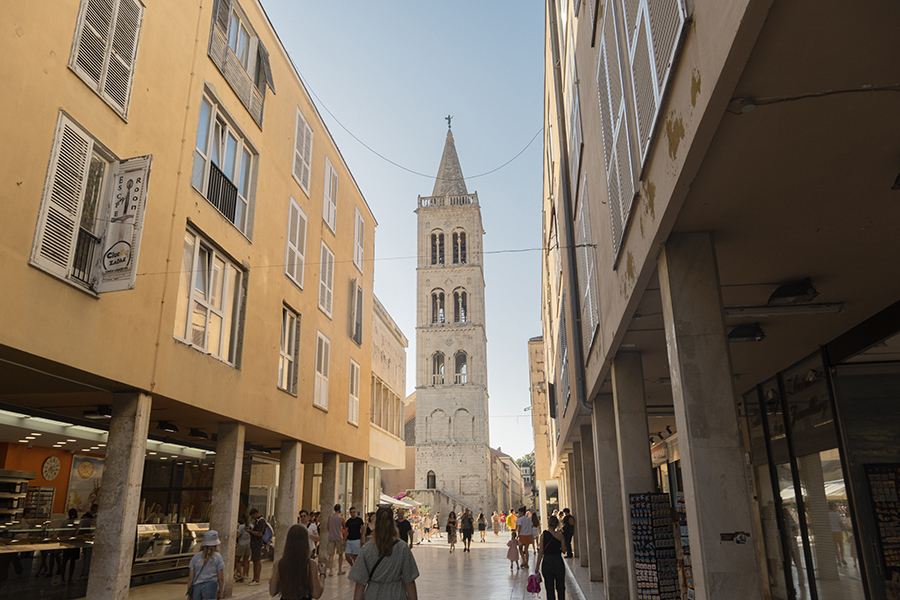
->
<box><xmin>414</xmin><ymin>125</ymin><xmax>492</xmax><ymax>513</ymax></box>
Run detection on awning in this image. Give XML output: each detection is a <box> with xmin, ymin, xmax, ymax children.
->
<box><xmin>380</xmin><ymin>493</ymin><xmax>416</xmax><ymax>507</ymax></box>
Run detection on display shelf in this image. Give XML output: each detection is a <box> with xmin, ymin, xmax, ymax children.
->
<box><xmin>630</xmin><ymin>493</ymin><xmax>680</xmax><ymax>600</ymax></box>
<box><xmin>24</xmin><ymin>486</ymin><xmax>55</xmax><ymax>519</ymax></box>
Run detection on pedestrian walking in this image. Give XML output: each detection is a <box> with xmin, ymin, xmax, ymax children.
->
<box><xmin>477</xmin><ymin>512</ymin><xmax>487</xmax><ymax>542</ymax></box>
<box><xmin>247</xmin><ymin>508</ymin><xmax>268</xmax><ymax>585</ymax></box>
<box><xmin>460</xmin><ymin>508</ymin><xmax>475</xmax><ymax>552</ymax></box>
<box><xmin>186</xmin><ymin>530</ymin><xmax>225</xmax><ymax>600</ymax></box>
<box><xmin>268</xmin><ymin>524</ymin><xmax>325</xmax><ymax>600</ymax></box>
<box><xmin>446</xmin><ymin>511</ymin><xmax>458</xmax><ymax>553</ymax></box>
<box><xmin>363</xmin><ymin>512</ymin><xmax>376</xmax><ymax>545</ymax></box>
<box><xmin>326</xmin><ymin>504</ymin><xmax>346</xmax><ymax>576</ymax></box>
<box><xmin>561</xmin><ymin>508</ymin><xmax>575</xmax><ymax>559</ymax></box>
<box><xmin>234</xmin><ymin>514</ymin><xmax>250</xmax><ymax>583</ymax></box>
<box><xmin>506</xmin><ymin>510</ymin><xmax>517</xmax><ymax>535</ymax></box>
<box><xmin>345</xmin><ymin>507</ymin><xmax>364</xmax><ymax>567</ymax></box>
<box><xmin>516</xmin><ymin>507</ymin><xmax>533</xmax><ymax>569</ymax></box>
<box><xmin>536</xmin><ymin>516</ymin><xmax>568</xmax><ymax>600</ymax></box>
<box><xmin>396</xmin><ymin>508</ymin><xmax>413</xmax><ymax>547</ymax></box>
<box><xmin>432</xmin><ymin>513</ymin><xmax>441</xmax><ymax>539</ymax></box>
<box><xmin>507</xmin><ymin>531</ymin><xmax>520</xmax><ymax>570</ymax></box>
<box><xmin>348</xmin><ymin>506</ymin><xmax>420</xmax><ymax>600</ymax></box>
<box><xmin>300</xmin><ymin>509</ymin><xmax>320</xmax><ymax>555</ymax></box>
<box><xmin>492</xmin><ymin>511</ymin><xmax>501</xmax><ymax>536</ymax></box>
<box><xmin>530</xmin><ymin>512</ymin><xmax>541</xmax><ymax>555</ymax></box>
<box><xmin>423</xmin><ymin>513</ymin><xmax>432</xmax><ymax>542</ymax></box>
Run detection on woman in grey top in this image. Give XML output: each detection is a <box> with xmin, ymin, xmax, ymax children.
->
<box><xmin>348</xmin><ymin>507</ymin><xmax>419</xmax><ymax>600</ymax></box>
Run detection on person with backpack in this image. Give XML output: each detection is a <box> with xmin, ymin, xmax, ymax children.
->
<box><xmin>247</xmin><ymin>508</ymin><xmax>270</xmax><ymax>586</ymax></box>
<box><xmin>186</xmin><ymin>530</ymin><xmax>225</xmax><ymax>600</ymax></box>
<box><xmin>348</xmin><ymin>507</ymin><xmax>419</xmax><ymax>600</ymax></box>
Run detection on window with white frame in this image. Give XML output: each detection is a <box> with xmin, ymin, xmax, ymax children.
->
<box><xmin>285</xmin><ymin>198</ymin><xmax>307</xmax><ymax>288</ymax></box>
<box><xmin>322</xmin><ymin>157</ymin><xmax>337</xmax><ymax>232</ymax></box>
<box><xmin>353</xmin><ymin>208</ymin><xmax>365</xmax><ymax>272</ymax></box>
<box><xmin>278</xmin><ymin>306</ymin><xmax>299</xmax><ymax>394</ymax></box>
<box><xmin>173</xmin><ymin>229</ymin><xmax>244</xmax><ymax>364</ymax></box>
<box><xmin>350</xmin><ymin>278</ymin><xmax>363</xmax><ymax>345</ymax></box>
<box><xmin>191</xmin><ymin>93</ymin><xmax>257</xmax><ymax>236</ymax></box>
<box><xmin>292</xmin><ymin>109</ymin><xmax>313</xmax><ymax>195</ymax></box>
<box><xmin>348</xmin><ymin>359</ymin><xmax>360</xmax><ymax>425</ymax></box>
<box><xmin>318</xmin><ymin>242</ymin><xmax>334</xmax><ymax>317</ymax></box>
<box><xmin>69</xmin><ymin>0</ymin><xmax>144</xmax><ymax>118</ymax></box>
<box><xmin>314</xmin><ymin>331</ymin><xmax>330</xmax><ymax>409</ymax></box>
<box><xmin>31</xmin><ymin>113</ymin><xmax>151</xmax><ymax>293</ymax></box>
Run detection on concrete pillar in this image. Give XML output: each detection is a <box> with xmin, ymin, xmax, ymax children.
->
<box><xmin>579</xmin><ymin>425</ymin><xmax>604</xmax><ymax>581</ymax></box>
<box><xmin>571</xmin><ymin>447</ymin><xmax>588</xmax><ymax>564</ymax></box>
<box><xmin>351</xmin><ymin>461</ymin><xmax>367</xmax><ymax>512</ymax></box>
<box><xmin>320</xmin><ymin>453</ymin><xmax>340</xmax><ymax>543</ymax></box>
<box><xmin>210</xmin><ymin>422</ymin><xmax>245</xmax><ymax>598</ymax></box>
<box><xmin>539</xmin><ymin>481</ymin><xmax>549</xmax><ymax>531</ymax></box>
<box><xmin>274</xmin><ymin>440</ymin><xmax>302</xmax><ymax>562</ymax></box>
<box><xmin>612</xmin><ymin>352</ymin><xmax>653</xmax><ymax>600</ymax></box>
<box><xmin>302</xmin><ymin>462</ymin><xmax>315</xmax><ymax>511</ymax></box>
<box><xmin>591</xmin><ymin>394</ymin><xmax>630</xmax><ymax>600</ymax></box>
<box><xmin>658</xmin><ymin>232</ymin><xmax>763</xmax><ymax>600</ymax></box>
<box><xmin>799</xmin><ymin>454</ymin><xmax>839</xmax><ymax>580</ymax></box>
<box><xmin>85</xmin><ymin>392</ymin><xmax>151</xmax><ymax>600</ymax></box>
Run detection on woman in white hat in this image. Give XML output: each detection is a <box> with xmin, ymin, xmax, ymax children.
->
<box><xmin>187</xmin><ymin>530</ymin><xmax>225</xmax><ymax>600</ymax></box>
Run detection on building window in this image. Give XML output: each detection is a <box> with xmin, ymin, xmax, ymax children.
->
<box><xmin>69</xmin><ymin>0</ymin><xmax>144</xmax><ymax>118</ymax></box>
<box><xmin>453</xmin><ymin>289</ymin><xmax>468</xmax><ymax>323</ymax></box>
<box><xmin>227</xmin><ymin>10</ymin><xmax>251</xmax><ymax>69</ymax></box>
<box><xmin>278</xmin><ymin>307</ymin><xmax>299</xmax><ymax>394</ymax></box>
<box><xmin>285</xmin><ymin>198</ymin><xmax>307</xmax><ymax>288</ymax></box>
<box><xmin>455</xmin><ymin>352</ymin><xmax>468</xmax><ymax>384</ymax></box>
<box><xmin>452</xmin><ymin>230</ymin><xmax>467</xmax><ymax>264</ymax></box>
<box><xmin>427</xmin><ymin>471</ymin><xmax>436</xmax><ymax>490</ymax></box>
<box><xmin>173</xmin><ymin>229</ymin><xmax>244</xmax><ymax>364</ymax></box>
<box><xmin>353</xmin><ymin>208</ymin><xmax>365</xmax><ymax>272</ymax></box>
<box><xmin>292</xmin><ymin>109</ymin><xmax>313</xmax><ymax>194</ymax></box>
<box><xmin>314</xmin><ymin>331</ymin><xmax>330</xmax><ymax>409</ymax></box>
<box><xmin>191</xmin><ymin>93</ymin><xmax>257</xmax><ymax>235</ymax></box>
<box><xmin>431</xmin><ymin>232</ymin><xmax>444</xmax><ymax>265</ymax></box>
<box><xmin>322</xmin><ymin>157</ymin><xmax>337</xmax><ymax>232</ymax></box>
<box><xmin>348</xmin><ymin>359</ymin><xmax>360</xmax><ymax>425</ymax></box>
<box><xmin>431</xmin><ymin>290</ymin><xmax>445</xmax><ymax>324</ymax></box>
<box><xmin>350</xmin><ymin>278</ymin><xmax>363</xmax><ymax>345</ymax></box>
<box><xmin>318</xmin><ymin>242</ymin><xmax>334</xmax><ymax>317</ymax></box>
<box><xmin>432</xmin><ymin>352</ymin><xmax>445</xmax><ymax>385</ymax></box>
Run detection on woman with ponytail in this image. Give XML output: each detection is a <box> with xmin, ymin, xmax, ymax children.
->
<box><xmin>349</xmin><ymin>507</ymin><xmax>419</xmax><ymax>600</ymax></box>
<box><xmin>268</xmin><ymin>524</ymin><xmax>325</xmax><ymax>600</ymax></box>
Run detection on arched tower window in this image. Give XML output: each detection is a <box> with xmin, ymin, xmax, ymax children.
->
<box><xmin>454</xmin><ymin>351</ymin><xmax>468</xmax><ymax>384</ymax></box>
<box><xmin>432</xmin><ymin>352</ymin><xmax>445</xmax><ymax>385</ymax></box>
<box><xmin>431</xmin><ymin>232</ymin><xmax>445</xmax><ymax>266</ymax></box>
<box><xmin>431</xmin><ymin>290</ymin><xmax>445</xmax><ymax>324</ymax></box>
<box><xmin>453</xmin><ymin>289</ymin><xmax>467</xmax><ymax>323</ymax></box>
<box><xmin>453</xmin><ymin>230</ymin><xmax>467</xmax><ymax>264</ymax></box>
<box><xmin>427</xmin><ymin>470</ymin><xmax>436</xmax><ymax>489</ymax></box>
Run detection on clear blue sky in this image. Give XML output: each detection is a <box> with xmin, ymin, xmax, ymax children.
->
<box><xmin>263</xmin><ymin>0</ymin><xmax>545</xmax><ymax>460</ymax></box>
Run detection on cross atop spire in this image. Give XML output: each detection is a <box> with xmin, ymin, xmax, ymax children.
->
<box><xmin>445</xmin><ymin>114</ymin><xmax>452</xmax><ymax>129</ymax></box>
<box><xmin>432</xmin><ymin>128</ymin><xmax>468</xmax><ymax>196</ymax></box>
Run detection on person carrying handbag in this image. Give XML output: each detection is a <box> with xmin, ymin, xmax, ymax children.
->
<box><xmin>535</xmin><ymin>516</ymin><xmax>567</xmax><ymax>600</ymax></box>
<box><xmin>348</xmin><ymin>507</ymin><xmax>419</xmax><ymax>600</ymax></box>
<box><xmin>187</xmin><ymin>531</ymin><xmax>225</xmax><ymax>600</ymax></box>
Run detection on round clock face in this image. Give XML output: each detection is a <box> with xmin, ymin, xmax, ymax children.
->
<box><xmin>42</xmin><ymin>456</ymin><xmax>61</xmax><ymax>481</ymax></box>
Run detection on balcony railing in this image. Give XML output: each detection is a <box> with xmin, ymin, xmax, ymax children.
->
<box><xmin>418</xmin><ymin>192</ymin><xmax>478</xmax><ymax>208</ymax></box>
<box><xmin>431</xmin><ymin>375</ymin><xmax>444</xmax><ymax>385</ymax></box>
<box><xmin>454</xmin><ymin>374</ymin><xmax>467</xmax><ymax>384</ymax></box>
<box><xmin>206</xmin><ymin>162</ymin><xmax>238</xmax><ymax>224</ymax></box>
<box><xmin>71</xmin><ymin>228</ymin><xmax>101</xmax><ymax>286</ymax></box>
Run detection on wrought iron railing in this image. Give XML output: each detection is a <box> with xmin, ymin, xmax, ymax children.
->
<box><xmin>206</xmin><ymin>162</ymin><xmax>238</xmax><ymax>223</ymax></box>
<box><xmin>71</xmin><ymin>228</ymin><xmax>101</xmax><ymax>286</ymax></box>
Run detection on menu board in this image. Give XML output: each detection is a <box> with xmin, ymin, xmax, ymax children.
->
<box><xmin>864</xmin><ymin>464</ymin><xmax>900</xmax><ymax>599</ymax></box>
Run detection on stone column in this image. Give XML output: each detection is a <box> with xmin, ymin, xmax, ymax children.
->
<box><xmin>658</xmin><ymin>232</ymin><xmax>763</xmax><ymax>600</ymax></box>
<box><xmin>591</xmin><ymin>394</ymin><xmax>630</xmax><ymax>600</ymax></box>
<box><xmin>352</xmin><ymin>461</ymin><xmax>367</xmax><ymax>512</ymax></box>
<box><xmin>572</xmin><ymin>444</ymin><xmax>588</xmax><ymax>566</ymax></box>
<box><xmin>539</xmin><ymin>481</ymin><xmax>550</xmax><ymax>531</ymax></box>
<box><xmin>320</xmin><ymin>453</ymin><xmax>340</xmax><ymax>544</ymax></box>
<box><xmin>274</xmin><ymin>440</ymin><xmax>302</xmax><ymax>562</ymax></box>
<box><xmin>210</xmin><ymin>422</ymin><xmax>245</xmax><ymax>598</ymax></box>
<box><xmin>85</xmin><ymin>392</ymin><xmax>151</xmax><ymax>600</ymax></box>
<box><xmin>612</xmin><ymin>352</ymin><xmax>653</xmax><ymax>600</ymax></box>
<box><xmin>302</xmin><ymin>462</ymin><xmax>315</xmax><ymax>511</ymax></box>
<box><xmin>579</xmin><ymin>424</ymin><xmax>604</xmax><ymax>581</ymax></box>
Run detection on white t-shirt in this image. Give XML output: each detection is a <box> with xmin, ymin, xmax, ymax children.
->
<box><xmin>517</xmin><ymin>517</ymin><xmax>533</xmax><ymax>537</ymax></box>
<box><xmin>307</xmin><ymin>523</ymin><xmax>318</xmax><ymax>552</ymax></box>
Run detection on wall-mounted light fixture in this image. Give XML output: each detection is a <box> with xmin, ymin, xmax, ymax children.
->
<box><xmin>83</xmin><ymin>406</ymin><xmax>112</xmax><ymax>419</ymax></box>
<box><xmin>768</xmin><ymin>278</ymin><xmax>819</xmax><ymax>306</ymax></box>
<box><xmin>189</xmin><ymin>428</ymin><xmax>209</xmax><ymax>440</ymax></box>
<box><xmin>156</xmin><ymin>421</ymin><xmax>178</xmax><ymax>433</ymax></box>
<box><xmin>728</xmin><ymin>323</ymin><xmax>766</xmax><ymax>343</ymax></box>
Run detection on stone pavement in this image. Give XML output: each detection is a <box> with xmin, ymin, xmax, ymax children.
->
<box><xmin>81</xmin><ymin>530</ymin><xmax>605</xmax><ymax>599</ymax></box>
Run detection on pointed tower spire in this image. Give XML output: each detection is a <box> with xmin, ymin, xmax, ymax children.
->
<box><xmin>432</xmin><ymin>128</ymin><xmax>468</xmax><ymax>196</ymax></box>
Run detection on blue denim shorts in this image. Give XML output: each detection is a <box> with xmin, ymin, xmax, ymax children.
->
<box><xmin>192</xmin><ymin>580</ymin><xmax>218</xmax><ymax>600</ymax></box>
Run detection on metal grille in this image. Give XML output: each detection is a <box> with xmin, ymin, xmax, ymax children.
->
<box><xmin>631</xmin><ymin>16</ymin><xmax>657</xmax><ymax>157</ymax></box>
<box><xmin>206</xmin><ymin>161</ymin><xmax>238</xmax><ymax>223</ymax></box>
<box><xmin>71</xmin><ymin>228</ymin><xmax>101</xmax><ymax>285</ymax></box>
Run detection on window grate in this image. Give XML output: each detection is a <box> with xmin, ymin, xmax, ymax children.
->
<box><xmin>71</xmin><ymin>227</ymin><xmax>101</xmax><ymax>285</ymax></box>
<box><xmin>206</xmin><ymin>161</ymin><xmax>238</xmax><ymax>223</ymax></box>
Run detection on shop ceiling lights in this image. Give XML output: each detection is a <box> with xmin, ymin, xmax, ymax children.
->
<box><xmin>767</xmin><ymin>278</ymin><xmax>819</xmax><ymax>306</ymax></box>
<box><xmin>83</xmin><ymin>405</ymin><xmax>112</xmax><ymax>419</ymax></box>
<box><xmin>728</xmin><ymin>322</ymin><xmax>766</xmax><ymax>343</ymax></box>
<box><xmin>189</xmin><ymin>428</ymin><xmax>209</xmax><ymax>440</ymax></box>
<box><xmin>724</xmin><ymin>303</ymin><xmax>843</xmax><ymax>318</ymax></box>
<box><xmin>156</xmin><ymin>421</ymin><xmax>178</xmax><ymax>433</ymax></box>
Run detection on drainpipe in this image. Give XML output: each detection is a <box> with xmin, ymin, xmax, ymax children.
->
<box><xmin>546</xmin><ymin>0</ymin><xmax>591</xmax><ymax>416</ymax></box>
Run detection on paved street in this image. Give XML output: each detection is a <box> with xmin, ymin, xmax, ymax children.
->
<box><xmin>88</xmin><ymin>532</ymin><xmax>601</xmax><ymax>600</ymax></box>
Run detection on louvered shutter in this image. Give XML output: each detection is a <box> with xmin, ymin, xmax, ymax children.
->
<box><xmin>215</xmin><ymin>0</ymin><xmax>233</xmax><ymax>34</ymax></box>
<box><xmin>576</xmin><ymin>180</ymin><xmax>599</xmax><ymax>353</ymax></box>
<box><xmin>285</xmin><ymin>199</ymin><xmax>300</xmax><ymax>284</ymax></box>
<box><xmin>73</xmin><ymin>0</ymin><xmax>114</xmax><ymax>88</ymax></box>
<box><xmin>323</xmin><ymin>157</ymin><xmax>337</xmax><ymax>230</ymax></box>
<box><xmin>103</xmin><ymin>0</ymin><xmax>142</xmax><ymax>114</ymax></box>
<box><xmin>354</xmin><ymin>209</ymin><xmax>364</xmax><ymax>271</ymax></box>
<box><xmin>293</xmin><ymin>111</ymin><xmax>312</xmax><ymax>194</ymax></box>
<box><xmin>32</xmin><ymin>118</ymin><xmax>92</xmax><ymax>278</ymax></box>
<box><xmin>256</xmin><ymin>42</ymin><xmax>275</xmax><ymax>92</ymax></box>
<box><xmin>95</xmin><ymin>154</ymin><xmax>152</xmax><ymax>293</ymax></box>
<box><xmin>318</xmin><ymin>243</ymin><xmax>333</xmax><ymax>316</ymax></box>
<box><xmin>349</xmin><ymin>277</ymin><xmax>358</xmax><ymax>339</ymax></box>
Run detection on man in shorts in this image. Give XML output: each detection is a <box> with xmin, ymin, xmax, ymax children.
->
<box><xmin>344</xmin><ymin>507</ymin><xmax>363</xmax><ymax>567</ymax></box>
<box><xmin>460</xmin><ymin>508</ymin><xmax>475</xmax><ymax>552</ymax></box>
<box><xmin>516</xmin><ymin>507</ymin><xmax>533</xmax><ymax>568</ymax></box>
<box><xmin>247</xmin><ymin>508</ymin><xmax>266</xmax><ymax>585</ymax></box>
<box><xmin>424</xmin><ymin>513</ymin><xmax>432</xmax><ymax>542</ymax></box>
<box><xmin>326</xmin><ymin>504</ymin><xmax>345</xmax><ymax>576</ymax></box>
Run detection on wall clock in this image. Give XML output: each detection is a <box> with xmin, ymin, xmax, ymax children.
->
<box><xmin>42</xmin><ymin>456</ymin><xmax>61</xmax><ymax>481</ymax></box>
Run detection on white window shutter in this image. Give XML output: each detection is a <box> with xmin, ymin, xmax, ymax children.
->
<box><xmin>293</xmin><ymin>111</ymin><xmax>312</xmax><ymax>194</ymax></box>
<box><xmin>102</xmin><ymin>0</ymin><xmax>142</xmax><ymax>114</ymax></box>
<box><xmin>214</xmin><ymin>0</ymin><xmax>233</xmax><ymax>34</ymax></box>
<box><xmin>32</xmin><ymin>118</ymin><xmax>92</xmax><ymax>279</ymax></box>
<box><xmin>95</xmin><ymin>154</ymin><xmax>152</xmax><ymax>293</ymax></box>
<box><xmin>354</xmin><ymin>208</ymin><xmax>364</xmax><ymax>271</ymax></box>
<box><xmin>73</xmin><ymin>0</ymin><xmax>114</xmax><ymax>87</ymax></box>
<box><xmin>318</xmin><ymin>243</ymin><xmax>333</xmax><ymax>316</ymax></box>
<box><xmin>285</xmin><ymin>199</ymin><xmax>307</xmax><ymax>288</ymax></box>
<box><xmin>323</xmin><ymin>157</ymin><xmax>337</xmax><ymax>230</ymax></box>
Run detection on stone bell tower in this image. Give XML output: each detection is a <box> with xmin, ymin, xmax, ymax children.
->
<box><xmin>414</xmin><ymin>125</ymin><xmax>492</xmax><ymax>513</ymax></box>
